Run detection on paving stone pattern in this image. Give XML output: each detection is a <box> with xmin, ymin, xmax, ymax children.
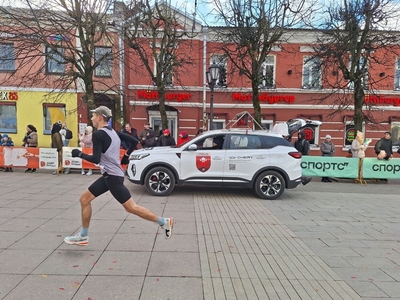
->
<box><xmin>0</xmin><ymin>170</ymin><xmax>399</xmax><ymax>299</ymax></box>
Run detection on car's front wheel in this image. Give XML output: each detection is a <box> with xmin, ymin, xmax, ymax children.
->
<box><xmin>144</xmin><ymin>166</ymin><xmax>176</xmax><ymax>196</ymax></box>
<box><xmin>254</xmin><ymin>170</ymin><xmax>285</xmax><ymax>200</ymax></box>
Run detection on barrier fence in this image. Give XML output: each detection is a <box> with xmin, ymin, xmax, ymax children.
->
<box><xmin>0</xmin><ymin>147</ymin><xmax>397</xmax><ymax>180</ymax></box>
<box><xmin>0</xmin><ymin>147</ymin><xmax>127</xmax><ymax>170</ymax></box>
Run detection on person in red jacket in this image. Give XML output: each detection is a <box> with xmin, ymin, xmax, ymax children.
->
<box><xmin>177</xmin><ymin>131</ymin><xmax>189</xmax><ymax>145</ymax></box>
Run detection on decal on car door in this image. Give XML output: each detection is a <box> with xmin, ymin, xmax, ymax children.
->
<box><xmin>196</xmin><ymin>154</ymin><xmax>211</xmax><ymax>172</ymax></box>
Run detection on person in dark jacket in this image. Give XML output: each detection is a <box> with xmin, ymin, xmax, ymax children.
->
<box><xmin>140</xmin><ymin>129</ymin><xmax>157</xmax><ymax>148</ymax></box>
<box><xmin>51</xmin><ymin>122</ymin><xmax>64</xmax><ymax>175</ymax></box>
<box><xmin>1</xmin><ymin>134</ymin><xmax>14</xmax><ymax>172</ymax></box>
<box><xmin>121</xmin><ymin>123</ymin><xmax>139</xmax><ymax>150</ymax></box>
<box><xmin>294</xmin><ymin>131</ymin><xmax>311</xmax><ymax>186</ymax></box>
<box><xmin>156</xmin><ymin>129</ymin><xmax>176</xmax><ymax>146</ymax></box>
<box><xmin>375</xmin><ymin>131</ymin><xmax>393</xmax><ymax>160</ymax></box>
<box><xmin>320</xmin><ymin>134</ymin><xmax>335</xmax><ymax>182</ymax></box>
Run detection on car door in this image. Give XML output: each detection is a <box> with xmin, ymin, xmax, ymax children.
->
<box><xmin>179</xmin><ymin>134</ymin><xmax>227</xmax><ymax>183</ymax></box>
<box><xmin>223</xmin><ymin>133</ymin><xmax>269</xmax><ymax>184</ymax></box>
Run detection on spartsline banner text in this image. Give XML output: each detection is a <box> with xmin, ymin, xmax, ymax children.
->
<box><xmin>0</xmin><ymin>147</ymin><xmax>127</xmax><ymax>170</ymax></box>
<box><xmin>301</xmin><ymin>156</ymin><xmax>400</xmax><ymax>179</ymax></box>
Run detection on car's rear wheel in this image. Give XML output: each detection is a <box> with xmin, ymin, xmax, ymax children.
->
<box><xmin>144</xmin><ymin>166</ymin><xmax>176</xmax><ymax>196</ymax></box>
<box><xmin>254</xmin><ymin>170</ymin><xmax>285</xmax><ymax>200</ymax></box>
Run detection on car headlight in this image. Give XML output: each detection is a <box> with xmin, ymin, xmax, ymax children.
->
<box><xmin>130</xmin><ymin>153</ymin><xmax>150</xmax><ymax>160</ymax></box>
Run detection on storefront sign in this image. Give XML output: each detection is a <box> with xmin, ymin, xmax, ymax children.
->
<box><xmin>0</xmin><ymin>91</ymin><xmax>18</xmax><ymax>100</ymax></box>
<box><xmin>137</xmin><ymin>90</ymin><xmax>191</xmax><ymax>102</ymax></box>
<box><xmin>365</xmin><ymin>95</ymin><xmax>400</xmax><ymax>106</ymax></box>
<box><xmin>232</xmin><ymin>93</ymin><xmax>295</xmax><ymax>103</ymax></box>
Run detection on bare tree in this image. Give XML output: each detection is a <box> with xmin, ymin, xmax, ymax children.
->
<box><xmin>0</xmin><ymin>0</ymin><xmax>120</xmax><ymax>112</ymax></box>
<box><xmin>310</xmin><ymin>0</ymin><xmax>400</xmax><ymax>132</ymax></box>
<box><xmin>122</xmin><ymin>0</ymin><xmax>195</xmax><ymax>130</ymax></box>
<box><xmin>206</xmin><ymin>0</ymin><xmax>312</xmax><ymax>129</ymax></box>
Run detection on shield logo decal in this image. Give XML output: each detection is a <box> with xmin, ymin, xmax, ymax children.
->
<box><xmin>196</xmin><ymin>154</ymin><xmax>211</xmax><ymax>172</ymax></box>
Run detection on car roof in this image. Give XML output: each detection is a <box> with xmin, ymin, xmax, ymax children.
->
<box><xmin>203</xmin><ymin>129</ymin><xmax>283</xmax><ymax>138</ymax></box>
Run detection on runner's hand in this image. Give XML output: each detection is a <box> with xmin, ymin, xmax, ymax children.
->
<box><xmin>71</xmin><ymin>149</ymin><xmax>82</xmax><ymax>158</ymax></box>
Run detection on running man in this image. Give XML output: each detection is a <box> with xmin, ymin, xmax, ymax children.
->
<box><xmin>64</xmin><ymin>106</ymin><xmax>173</xmax><ymax>245</ymax></box>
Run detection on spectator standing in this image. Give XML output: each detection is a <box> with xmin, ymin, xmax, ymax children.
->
<box><xmin>351</xmin><ymin>131</ymin><xmax>366</xmax><ymax>158</ymax></box>
<box><xmin>156</xmin><ymin>129</ymin><xmax>176</xmax><ymax>146</ymax></box>
<box><xmin>60</xmin><ymin>123</ymin><xmax>71</xmax><ymax>174</ymax></box>
<box><xmin>23</xmin><ymin>124</ymin><xmax>38</xmax><ymax>173</ymax></box>
<box><xmin>177</xmin><ymin>131</ymin><xmax>190</xmax><ymax>145</ymax></box>
<box><xmin>121</xmin><ymin>123</ymin><xmax>139</xmax><ymax>150</ymax></box>
<box><xmin>294</xmin><ymin>131</ymin><xmax>311</xmax><ymax>185</ymax></box>
<box><xmin>320</xmin><ymin>134</ymin><xmax>335</xmax><ymax>182</ymax></box>
<box><xmin>139</xmin><ymin>122</ymin><xmax>151</xmax><ymax>144</ymax></box>
<box><xmin>1</xmin><ymin>134</ymin><xmax>14</xmax><ymax>172</ymax></box>
<box><xmin>140</xmin><ymin>129</ymin><xmax>157</xmax><ymax>148</ymax></box>
<box><xmin>79</xmin><ymin>126</ymin><xmax>93</xmax><ymax>175</ymax></box>
<box><xmin>374</xmin><ymin>131</ymin><xmax>393</xmax><ymax>160</ymax></box>
<box><xmin>51</xmin><ymin>122</ymin><xmax>64</xmax><ymax>175</ymax></box>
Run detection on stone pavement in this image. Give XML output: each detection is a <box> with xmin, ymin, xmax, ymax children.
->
<box><xmin>0</xmin><ymin>169</ymin><xmax>399</xmax><ymax>300</ymax></box>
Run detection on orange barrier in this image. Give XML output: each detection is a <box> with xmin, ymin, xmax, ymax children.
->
<box><xmin>0</xmin><ymin>146</ymin><xmax>127</xmax><ymax>170</ymax></box>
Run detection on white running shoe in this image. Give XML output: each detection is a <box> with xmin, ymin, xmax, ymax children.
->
<box><xmin>81</xmin><ymin>170</ymin><xmax>86</xmax><ymax>175</ymax></box>
<box><xmin>64</xmin><ymin>234</ymin><xmax>89</xmax><ymax>246</ymax></box>
<box><xmin>86</xmin><ymin>170</ymin><xmax>93</xmax><ymax>176</ymax></box>
<box><xmin>162</xmin><ymin>217</ymin><xmax>174</xmax><ymax>239</ymax></box>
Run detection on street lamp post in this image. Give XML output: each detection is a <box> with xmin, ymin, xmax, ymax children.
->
<box><xmin>206</xmin><ymin>63</ymin><xmax>220</xmax><ymax>130</ymax></box>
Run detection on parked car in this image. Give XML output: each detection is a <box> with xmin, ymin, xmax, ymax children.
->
<box><xmin>127</xmin><ymin>120</ymin><xmax>321</xmax><ymax>200</ymax></box>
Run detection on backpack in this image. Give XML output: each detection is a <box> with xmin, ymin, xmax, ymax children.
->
<box><xmin>65</xmin><ymin>129</ymin><xmax>73</xmax><ymax>140</ymax></box>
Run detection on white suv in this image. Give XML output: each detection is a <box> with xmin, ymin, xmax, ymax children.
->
<box><xmin>127</xmin><ymin>123</ymin><xmax>315</xmax><ymax>200</ymax></box>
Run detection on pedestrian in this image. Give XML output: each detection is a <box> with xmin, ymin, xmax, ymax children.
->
<box><xmin>351</xmin><ymin>131</ymin><xmax>367</xmax><ymax>158</ymax></box>
<box><xmin>1</xmin><ymin>134</ymin><xmax>14</xmax><ymax>172</ymax></box>
<box><xmin>156</xmin><ymin>129</ymin><xmax>176</xmax><ymax>146</ymax></box>
<box><xmin>121</xmin><ymin>123</ymin><xmax>139</xmax><ymax>150</ymax></box>
<box><xmin>60</xmin><ymin>123</ymin><xmax>71</xmax><ymax>174</ymax></box>
<box><xmin>23</xmin><ymin>124</ymin><xmax>38</xmax><ymax>173</ymax></box>
<box><xmin>51</xmin><ymin>122</ymin><xmax>64</xmax><ymax>175</ymax></box>
<box><xmin>374</xmin><ymin>131</ymin><xmax>393</xmax><ymax>160</ymax></box>
<box><xmin>65</xmin><ymin>106</ymin><xmax>173</xmax><ymax>245</ymax></box>
<box><xmin>177</xmin><ymin>131</ymin><xmax>189</xmax><ymax>145</ymax></box>
<box><xmin>320</xmin><ymin>134</ymin><xmax>335</xmax><ymax>182</ymax></box>
<box><xmin>79</xmin><ymin>126</ymin><xmax>93</xmax><ymax>175</ymax></box>
<box><xmin>140</xmin><ymin>128</ymin><xmax>157</xmax><ymax>148</ymax></box>
<box><xmin>139</xmin><ymin>122</ymin><xmax>151</xmax><ymax>143</ymax></box>
<box><xmin>294</xmin><ymin>131</ymin><xmax>311</xmax><ymax>185</ymax></box>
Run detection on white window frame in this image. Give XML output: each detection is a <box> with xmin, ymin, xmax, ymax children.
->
<box><xmin>394</xmin><ymin>58</ymin><xmax>400</xmax><ymax>90</ymax></box>
<box><xmin>302</xmin><ymin>125</ymin><xmax>320</xmax><ymax>147</ymax></box>
<box><xmin>259</xmin><ymin>55</ymin><xmax>275</xmax><ymax>89</ymax></box>
<box><xmin>348</xmin><ymin>57</ymin><xmax>368</xmax><ymax>90</ymax></box>
<box><xmin>0</xmin><ymin>43</ymin><xmax>15</xmax><ymax>71</ymax></box>
<box><xmin>43</xmin><ymin>104</ymin><xmax>66</xmax><ymax>134</ymax></box>
<box><xmin>343</xmin><ymin>121</ymin><xmax>365</xmax><ymax>150</ymax></box>
<box><xmin>0</xmin><ymin>102</ymin><xmax>17</xmax><ymax>133</ymax></box>
<box><xmin>45</xmin><ymin>46</ymin><xmax>65</xmax><ymax>74</ymax></box>
<box><xmin>302</xmin><ymin>56</ymin><xmax>322</xmax><ymax>89</ymax></box>
<box><xmin>261</xmin><ymin>120</ymin><xmax>273</xmax><ymax>131</ymax></box>
<box><xmin>391</xmin><ymin>122</ymin><xmax>400</xmax><ymax>147</ymax></box>
<box><xmin>94</xmin><ymin>46</ymin><xmax>112</xmax><ymax>77</ymax></box>
<box><xmin>148</xmin><ymin>110</ymin><xmax>177</xmax><ymax>140</ymax></box>
<box><xmin>209</xmin><ymin>119</ymin><xmax>225</xmax><ymax>130</ymax></box>
<box><xmin>210</xmin><ymin>54</ymin><xmax>227</xmax><ymax>88</ymax></box>
<box><xmin>155</xmin><ymin>53</ymin><xmax>173</xmax><ymax>86</ymax></box>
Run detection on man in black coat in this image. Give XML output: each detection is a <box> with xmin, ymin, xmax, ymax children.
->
<box><xmin>121</xmin><ymin>123</ymin><xmax>139</xmax><ymax>150</ymax></box>
<box><xmin>375</xmin><ymin>131</ymin><xmax>393</xmax><ymax>160</ymax></box>
<box><xmin>156</xmin><ymin>129</ymin><xmax>176</xmax><ymax>146</ymax></box>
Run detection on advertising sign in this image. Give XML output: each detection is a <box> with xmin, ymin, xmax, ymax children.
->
<box><xmin>301</xmin><ymin>156</ymin><xmax>359</xmax><ymax>178</ymax></box>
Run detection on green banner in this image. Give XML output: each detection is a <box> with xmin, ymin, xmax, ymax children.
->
<box><xmin>301</xmin><ymin>156</ymin><xmax>359</xmax><ymax>178</ymax></box>
<box><xmin>362</xmin><ymin>158</ymin><xmax>400</xmax><ymax>179</ymax></box>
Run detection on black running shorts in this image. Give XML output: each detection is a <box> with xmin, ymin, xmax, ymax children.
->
<box><xmin>88</xmin><ymin>173</ymin><xmax>131</xmax><ymax>204</ymax></box>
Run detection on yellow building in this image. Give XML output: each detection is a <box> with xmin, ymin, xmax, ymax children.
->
<box><xmin>0</xmin><ymin>90</ymin><xmax>78</xmax><ymax>147</ymax></box>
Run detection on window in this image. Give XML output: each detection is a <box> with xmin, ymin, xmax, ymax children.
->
<box><xmin>302</xmin><ymin>56</ymin><xmax>321</xmax><ymax>89</ymax></box>
<box><xmin>43</xmin><ymin>104</ymin><xmax>66</xmax><ymax>134</ymax></box>
<box><xmin>0</xmin><ymin>44</ymin><xmax>15</xmax><ymax>71</ymax></box>
<box><xmin>0</xmin><ymin>102</ymin><xmax>17</xmax><ymax>133</ymax></box>
<box><xmin>211</xmin><ymin>54</ymin><xmax>227</xmax><ymax>88</ymax></box>
<box><xmin>394</xmin><ymin>58</ymin><xmax>400</xmax><ymax>90</ymax></box>
<box><xmin>259</xmin><ymin>56</ymin><xmax>275</xmax><ymax>89</ymax></box>
<box><xmin>344</xmin><ymin>122</ymin><xmax>365</xmax><ymax>148</ymax></box>
<box><xmin>348</xmin><ymin>57</ymin><xmax>368</xmax><ymax>90</ymax></box>
<box><xmin>302</xmin><ymin>125</ymin><xmax>319</xmax><ymax>146</ymax></box>
<box><xmin>155</xmin><ymin>53</ymin><xmax>173</xmax><ymax>86</ymax></box>
<box><xmin>95</xmin><ymin>47</ymin><xmax>112</xmax><ymax>77</ymax></box>
<box><xmin>229</xmin><ymin>134</ymin><xmax>262</xmax><ymax>149</ymax></box>
<box><xmin>391</xmin><ymin>122</ymin><xmax>400</xmax><ymax>146</ymax></box>
<box><xmin>45</xmin><ymin>46</ymin><xmax>65</xmax><ymax>74</ymax></box>
<box><xmin>261</xmin><ymin>120</ymin><xmax>273</xmax><ymax>131</ymax></box>
<box><xmin>209</xmin><ymin>119</ymin><xmax>225</xmax><ymax>130</ymax></box>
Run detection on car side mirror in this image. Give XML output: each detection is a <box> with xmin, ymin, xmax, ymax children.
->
<box><xmin>187</xmin><ymin>144</ymin><xmax>198</xmax><ymax>151</ymax></box>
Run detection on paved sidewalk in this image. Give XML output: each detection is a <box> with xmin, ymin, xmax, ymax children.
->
<box><xmin>0</xmin><ymin>170</ymin><xmax>399</xmax><ymax>299</ymax></box>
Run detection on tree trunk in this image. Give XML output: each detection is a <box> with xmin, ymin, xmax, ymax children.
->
<box><xmin>353</xmin><ymin>81</ymin><xmax>364</xmax><ymax>133</ymax></box>
<box><xmin>251</xmin><ymin>82</ymin><xmax>262</xmax><ymax>130</ymax></box>
<box><xmin>157</xmin><ymin>89</ymin><xmax>168</xmax><ymax>130</ymax></box>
